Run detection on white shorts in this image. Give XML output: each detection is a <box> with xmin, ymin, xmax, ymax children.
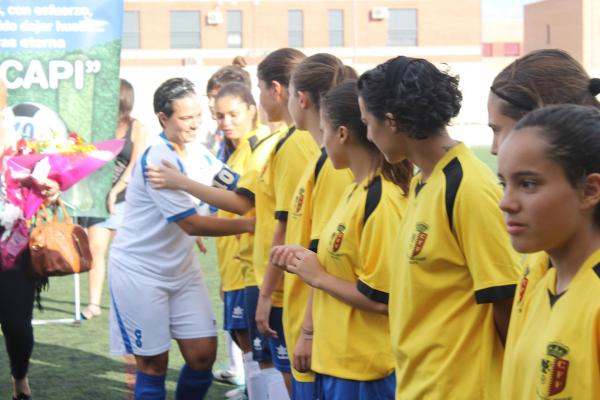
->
<box><xmin>109</xmin><ymin>257</ymin><xmax>217</xmax><ymax>356</ymax></box>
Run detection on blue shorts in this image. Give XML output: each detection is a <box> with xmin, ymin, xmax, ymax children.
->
<box><xmin>244</xmin><ymin>286</ymin><xmax>272</xmax><ymax>363</ymax></box>
<box><xmin>314</xmin><ymin>372</ymin><xmax>395</xmax><ymax>400</ymax></box>
<box><xmin>267</xmin><ymin>306</ymin><xmax>291</xmax><ymax>373</ymax></box>
<box><xmin>292</xmin><ymin>377</ymin><xmax>315</xmax><ymax>400</ymax></box>
<box><xmin>223</xmin><ymin>288</ymin><xmax>248</xmax><ymax>331</ymax></box>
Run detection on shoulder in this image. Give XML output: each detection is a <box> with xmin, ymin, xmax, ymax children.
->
<box><xmin>364</xmin><ymin>175</ymin><xmax>404</xmax><ymax>225</ymax></box>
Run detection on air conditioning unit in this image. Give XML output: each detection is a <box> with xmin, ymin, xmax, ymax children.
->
<box><xmin>207</xmin><ymin>11</ymin><xmax>223</xmax><ymax>25</ymax></box>
<box><xmin>371</xmin><ymin>7</ymin><xmax>389</xmax><ymax>20</ymax></box>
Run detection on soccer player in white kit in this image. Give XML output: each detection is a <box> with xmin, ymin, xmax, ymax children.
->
<box><xmin>108</xmin><ymin>78</ymin><xmax>254</xmax><ymax>400</ymax></box>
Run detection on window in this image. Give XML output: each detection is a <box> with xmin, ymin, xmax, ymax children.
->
<box><xmin>388</xmin><ymin>9</ymin><xmax>417</xmax><ymax>46</ymax></box>
<box><xmin>170</xmin><ymin>11</ymin><xmax>201</xmax><ymax>48</ymax></box>
<box><xmin>122</xmin><ymin>11</ymin><xmax>140</xmax><ymax>49</ymax></box>
<box><xmin>503</xmin><ymin>42</ymin><xmax>520</xmax><ymax>57</ymax></box>
<box><xmin>328</xmin><ymin>10</ymin><xmax>344</xmax><ymax>47</ymax></box>
<box><xmin>227</xmin><ymin>10</ymin><xmax>243</xmax><ymax>48</ymax></box>
<box><xmin>482</xmin><ymin>43</ymin><xmax>493</xmax><ymax>57</ymax></box>
<box><xmin>288</xmin><ymin>10</ymin><xmax>303</xmax><ymax>48</ymax></box>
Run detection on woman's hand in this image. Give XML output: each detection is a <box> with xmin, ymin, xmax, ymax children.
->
<box><xmin>106</xmin><ymin>188</ymin><xmax>119</xmax><ymax>214</ymax></box>
<box><xmin>286</xmin><ymin>249</ymin><xmax>326</xmax><ymax>288</ymax></box>
<box><xmin>293</xmin><ymin>329</ymin><xmax>313</xmax><ymax>373</ymax></box>
<box><xmin>255</xmin><ymin>295</ymin><xmax>277</xmax><ymax>338</ymax></box>
<box><xmin>270</xmin><ymin>245</ymin><xmax>305</xmax><ymax>271</ymax></box>
<box><xmin>145</xmin><ymin>160</ymin><xmax>188</xmax><ymax>190</ymax></box>
<box><xmin>35</xmin><ymin>178</ymin><xmax>60</xmax><ymax>204</ymax></box>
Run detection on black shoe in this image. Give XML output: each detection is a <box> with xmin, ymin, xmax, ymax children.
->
<box><xmin>13</xmin><ymin>393</ymin><xmax>31</xmax><ymax>400</ymax></box>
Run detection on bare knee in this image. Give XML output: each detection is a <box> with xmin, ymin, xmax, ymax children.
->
<box><xmin>178</xmin><ymin>337</ymin><xmax>217</xmax><ymax>371</ymax></box>
<box><xmin>135</xmin><ymin>352</ymin><xmax>169</xmax><ymax>376</ymax></box>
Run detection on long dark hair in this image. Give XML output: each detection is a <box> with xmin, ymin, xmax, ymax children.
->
<box><xmin>257</xmin><ymin>48</ymin><xmax>306</xmax><ymax>88</ymax></box>
<box><xmin>290</xmin><ymin>53</ymin><xmax>349</xmax><ymax>110</ymax></box>
<box><xmin>119</xmin><ymin>79</ymin><xmax>134</xmax><ymax>126</ymax></box>
<box><xmin>321</xmin><ymin>80</ymin><xmax>413</xmax><ymax>194</ymax></box>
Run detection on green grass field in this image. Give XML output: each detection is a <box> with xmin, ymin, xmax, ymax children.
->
<box><xmin>0</xmin><ymin>145</ymin><xmax>496</xmax><ymax>399</ymax></box>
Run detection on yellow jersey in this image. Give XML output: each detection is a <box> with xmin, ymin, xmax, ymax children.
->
<box><xmin>283</xmin><ymin>148</ymin><xmax>353</xmax><ymax>382</ymax></box>
<box><xmin>501</xmin><ymin>249</ymin><xmax>600</xmax><ymax>399</ymax></box>
<box><xmin>313</xmin><ymin>173</ymin><xmax>405</xmax><ymax>381</ymax></box>
<box><xmin>236</xmin><ymin>129</ymin><xmax>282</xmax><ymax>288</ymax></box>
<box><xmin>237</xmin><ymin>126</ymin><xmax>318</xmax><ymax>306</ymax></box>
<box><xmin>217</xmin><ymin>125</ymin><xmax>272</xmax><ymax>291</ymax></box>
<box><xmin>389</xmin><ymin>143</ymin><xmax>520</xmax><ymax>399</ymax></box>
<box><xmin>504</xmin><ymin>252</ymin><xmax>551</xmax><ymax>364</ymax></box>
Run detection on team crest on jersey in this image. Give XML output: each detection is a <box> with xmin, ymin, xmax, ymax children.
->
<box><xmin>328</xmin><ymin>223</ymin><xmax>346</xmax><ymax>254</ymax></box>
<box><xmin>409</xmin><ymin>223</ymin><xmax>429</xmax><ymax>260</ymax></box>
<box><xmin>294</xmin><ymin>188</ymin><xmax>305</xmax><ymax>214</ymax></box>
<box><xmin>539</xmin><ymin>342</ymin><xmax>570</xmax><ymax>397</ymax></box>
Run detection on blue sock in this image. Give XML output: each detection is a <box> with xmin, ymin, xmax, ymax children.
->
<box><xmin>134</xmin><ymin>370</ymin><xmax>166</xmax><ymax>400</ymax></box>
<box><xmin>175</xmin><ymin>364</ymin><xmax>214</xmax><ymax>400</ymax></box>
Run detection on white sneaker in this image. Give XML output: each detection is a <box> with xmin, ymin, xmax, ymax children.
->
<box><xmin>225</xmin><ymin>386</ymin><xmax>248</xmax><ymax>399</ymax></box>
<box><xmin>213</xmin><ymin>369</ymin><xmax>242</xmax><ymax>385</ymax></box>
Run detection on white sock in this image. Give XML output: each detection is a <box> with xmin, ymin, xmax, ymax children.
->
<box><xmin>244</xmin><ymin>352</ymin><xmax>268</xmax><ymax>400</ymax></box>
<box><xmin>231</xmin><ymin>336</ymin><xmax>245</xmax><ymax>383</ymax></box>
<box><xmin>262</xmin><ymin>367</ymin><xmax>290</xmax><ymax>400</ymax></box>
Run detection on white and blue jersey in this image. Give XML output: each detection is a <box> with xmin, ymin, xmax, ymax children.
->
<box><xmin>108</xmin><ymin>134</ymin><xmax>238</xmax><ymax>356</ymax></box>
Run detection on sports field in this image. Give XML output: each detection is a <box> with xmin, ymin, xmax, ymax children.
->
<box><xmin>0</xmin><ymin>146</ymin><xmax>495</xmax><ymax>399</ymax></box>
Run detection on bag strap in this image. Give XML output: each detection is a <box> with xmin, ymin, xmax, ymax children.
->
<box><xmin>35</xmin><ymin>204</ymin><xmax>52</xmax><ymax>225</ymax></box>
<box><xmin>56</xmin><ymin>197</ymin><xmax>72</xmax><ymax>224</ymax></box>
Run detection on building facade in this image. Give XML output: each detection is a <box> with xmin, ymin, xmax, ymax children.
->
<box><xmin>122</xmin><ymin>0</ymin><xmax>482</xmax><ymax>66</ymax></box>
<box><xmin>524</xmin><ymin>0</ymin><xmax>599</xmax><ymax>70</ymax></box>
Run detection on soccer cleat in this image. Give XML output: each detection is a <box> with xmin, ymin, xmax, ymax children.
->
<box><xmin>225</xmin><ymin>387</ymin><xmax>248</xmax><ymax>399</ymax></box>
<box><xmin>213</xmin><ymin>369</ymin><xmax>243</xmax><ymax>385</ymax></box>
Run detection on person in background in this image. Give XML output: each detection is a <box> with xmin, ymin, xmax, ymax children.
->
<box><xmin>0</xmin><ymin>79</ymin><xmax>60</xmax><ymax>400</ymax></box>
<box><xmin>80</xmin><ymin>78</ymin><xmax>147</xmax><ymax>320</ymax></box>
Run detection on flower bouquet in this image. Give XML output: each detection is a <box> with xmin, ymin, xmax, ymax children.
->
<box><xmin>0</xmin><ymin>132</ymin><xmax>123</xmax><ymax>269</ymax></box>
<box><xmin>3</xmin><ymin>132</ymin><xmax>124</xmax><ymax>218</ymax></box>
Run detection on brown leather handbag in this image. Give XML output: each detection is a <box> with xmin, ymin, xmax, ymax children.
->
<box><xmin>28</xmin><ymin>198</ymin><xmax>93</xmax><ymax>278</ymax></box>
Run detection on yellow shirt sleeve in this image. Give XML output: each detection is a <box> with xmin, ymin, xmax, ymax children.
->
<box><xmin>454</xmin><ymin>178</ymin><xmax>520</xmax><ymax>303</ymax></box>
<box><xmin>357</xmin><ymin>181</ymin><xmax>404</xmax><ymax>303</ymax></box>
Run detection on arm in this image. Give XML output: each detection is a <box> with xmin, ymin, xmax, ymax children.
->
<box><xmin>175</xmin><ymin>213</ymin><xmax>254</xmax><ymax>237</ymax></box>
<box><xmin>256</xmin><ymin>219</ymin><xmax>287</xmax><ymax>337</ymax></box>
<box><xmin>293</xmin><ymin>288</ymin><xmax>314</xmax><ymax>373</ymax></box>
<box><xmin>108</xmin><ymin>121</ymin><xmax>147</xmax><ymax>214</ymax></box>
<box><xmin>492</xmin><ymin>296</ymin><xmax>513</xmax><ymax>345</ymax></box>
<box><xmin>145</xmin><ymin>160</ymin><xmax>253</xmax><ymax>215</ymax></box>
<box><xmin>287</xmin><ymin>248</ymin><xmax>388</xmax><ymax>315</ymax></box>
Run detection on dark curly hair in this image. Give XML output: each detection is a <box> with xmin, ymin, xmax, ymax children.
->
<box><xmin>321</xmin><ymin>80</ymin><xmax>413</xmax><ymax>194</ymax></box>
<box><xmin>357</xmin><ymin>56</ymin><xmax>462</xmax><ymax>140</ymax></box>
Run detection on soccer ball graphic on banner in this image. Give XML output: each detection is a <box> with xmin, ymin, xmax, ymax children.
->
<box><xmin>2</xmin><ymin>102</ymin><xmax>69</xmax><ymax>145</ymax></box>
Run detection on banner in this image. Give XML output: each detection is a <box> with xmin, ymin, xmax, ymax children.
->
<box><xmin>0</xmin><ymin>0</ymin><xmax>124</xmax><ymax>217</ymax></box>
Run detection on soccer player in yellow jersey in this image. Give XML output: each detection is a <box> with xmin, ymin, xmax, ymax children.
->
<box><xmin>358</xmin><ymin>57</ymin><xmax>521</xmax><ymax>399</ymax></box>
<box><xmin>211</xmin><ymin>82</ymin><xmax>275</xmax><ymax>365</ymax></box>
<box><xmin>266</xmin><ymin>54</ymin><xmax>355</xmax><ymax>399</ymax></box>
<box><xmin>275</xmin><ymin>80</ymin><xmax>413</xmax><ymax>400</ymax></box>
<box><xmin>498</xmin><ymin>104</ymin><xmax>600</xmax><ymax>399</ymax></box>
<box><xmin>145</xmin><ymin>48</ymin><xmax>308</xmax><ymax>400</ymax></box>
<box><xmin>487</xmin><ymin>49</ymin><xmax>600</xmax><ymax>352</ymax></box>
